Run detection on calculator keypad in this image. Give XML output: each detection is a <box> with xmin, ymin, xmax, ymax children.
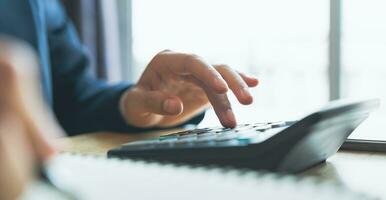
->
<box><xmin>121</xmin><ymin>121</ymin><xmax>295</xmax><ymax>150</ymax></box>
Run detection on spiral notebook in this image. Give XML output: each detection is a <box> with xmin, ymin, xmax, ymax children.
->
<box><xmin>25</xmin><ymin>153</ymin><xmax>377</xmax><ymax>200</ymax></box>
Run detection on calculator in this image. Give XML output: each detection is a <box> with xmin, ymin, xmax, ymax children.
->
<box><xmin>108</xmin><ymin>99</ymin><xmax>379</xmax><ymax>173</ymax></box>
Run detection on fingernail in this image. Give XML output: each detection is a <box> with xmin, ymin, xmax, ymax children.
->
<box><xmin>163</xmin><ymin>98</ymin><xmax>180</xmax><ymax>114</ymax></box>
<box><xmin>226</xmin><ymin>109</ymin><xmax>236</xmax><ymax>127</ymax></box>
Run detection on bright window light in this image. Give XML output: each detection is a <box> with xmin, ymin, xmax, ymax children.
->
<box><xmin>342</xmin><ymin>0</ymin><xmax>386</xmax><ymax>140</ymax></box>
<box><xmin>132</xmin><ymin>0</ymin><xmax>329</xmax><ymax>126</ymax></box>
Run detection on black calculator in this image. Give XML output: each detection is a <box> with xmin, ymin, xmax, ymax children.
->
<box><xmin>108</xmin><ymin>99</ymin><xmax>379</xmax><ymax>173</ymax></box>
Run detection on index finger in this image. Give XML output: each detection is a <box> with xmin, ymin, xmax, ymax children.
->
<box><xmin>152</xmin><ymin>50</ymin><xmax>228</xmax><ymax>93</ymax></box>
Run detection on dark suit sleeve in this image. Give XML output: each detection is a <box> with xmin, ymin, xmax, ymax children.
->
<box><xmin>46</xmin><ymin>1</ymin><xmax>204</xmax><ymax>135</ymax></box>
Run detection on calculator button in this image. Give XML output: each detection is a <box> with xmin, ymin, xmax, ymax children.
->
<box><xmin>159</xmin><ymin>135</ymin><xmax>178</xmax><ymax>141</ymax></box>
<box><xmin>262</xmin><ymin>127</ymin><xmax>287</xmax><ymax>138</ymax></box>
<box><xmin>270</xmin><ymin>121</ymin><xmax>287</xmax><ymax>128</ymax></box>
<box><xmin>208</xmin><ymin>127</ymin><xmax>232</xmax><ymax>133</ymax></box>
<box><xmin>178</xmin><ymin>133</ymin><xmax>197</xmax><ymax>139</ymax></box>
<box><xmin>235</xmin><ymin>125</ymin><xmax>254</xmax><ymax>132</ymax></box>
<box><xmin>215</xmin><ymin>131</ymin><xmax>238</xmax><ymax>141</ymax></box>
<box><xmin>238</xmin><ymin>131</ymin><xmax>261</xmax><ymax>138</ymax></box>
<box><xmin>178</xmin><ymin>136</ymin><xmax>198</xmax><ymax>143</ymax></box>
<box><xmin>190</xmin><ymin>128</ymin><xmax>211</xmax><ymax>134</ymax></box>
<box><xmin>254</xmin><ymin>125</ymin><xmax>272</xmax><ymax>131</ymax></box>
<box><xmin>197</xmin><ymin>133</ymin><xmax>217</xmax><ymax>142</ymax></box>
<box><xmin>198</xmin><ymin>132</ymin><xmax>216</xmax><ymax>137</ymax></box>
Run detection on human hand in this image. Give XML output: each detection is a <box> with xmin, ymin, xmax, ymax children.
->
<box><xmin>121</xmin><ymin>50</ymin><xmax>258</xmax><ymax>128</ymax></box>
<box><xmin>0</xmin><ymin>37</ymin><xmax>64</xmax><ymax>200</ymax></box>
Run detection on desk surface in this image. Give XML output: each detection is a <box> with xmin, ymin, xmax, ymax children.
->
<box><xmin>60</xmin><ymin>129</ymin><xmax>386</xmax><ymax>199</ymax></box>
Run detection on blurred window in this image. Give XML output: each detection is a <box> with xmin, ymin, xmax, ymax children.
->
<box><xmin>341</xmin><ymin>0</ymin><xmax>386</xmax><ymax>140</ymax></box>
<box><xmin>131</xmin><ymin>0</ymin><xmax>329</xmax><ymax>126</ymax></box>
<box><xmin>116</xmin><ymin>0</ymin><xmax>385</xmax><ymax>140</ymax></box>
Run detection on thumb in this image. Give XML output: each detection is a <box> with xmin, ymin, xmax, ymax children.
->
<box><xmin>122</xmin><ymin>88</ymin><xmax>183</xmax><ymax>127</ymax></box>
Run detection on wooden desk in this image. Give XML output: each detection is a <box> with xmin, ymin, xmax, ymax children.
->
<box><xmin>60</xmin><ymin>130</ymin><xmax>386</xmax><ymax>199</ymax></box>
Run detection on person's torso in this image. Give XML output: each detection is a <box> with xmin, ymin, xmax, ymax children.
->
<box><xmin>0</xmin><ymin>0</ymin><xmax>65</xmax><ymax>105</ymax></box>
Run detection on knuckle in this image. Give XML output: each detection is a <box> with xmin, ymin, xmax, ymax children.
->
<box><xmin>150</xmin><ymin>50</ymin><xmax>173</xmax><ymax>69</ymax></box>
<box><xmin>155</xmin><ymin>49</ymin><xmax>171</xmax><ymax>58</ymax></box>
<box><xmin>0</xmin><ymin>60</ymin><xmax>18</xmax><ymax>83</ymax></box>
<box><xmin>160</xmin><ymin>49</ymin><xmax>172</xmax><ymax>53</ymax></box>
<box><xmin>188</xmin><ymin>53</ymin><xmax>202</xmax><ymax>62</ymax></box>
<box><xmin>0</xmin><ymin>39</ymin><xmax>39</xmax><ymax>81</ymax></box>
<box><xmin>182</xmin><ymin>53</ymin><xmax>201</xmax><ymax>70</ymax></box>
<box><xmin>153</xmin><ymin>51</ymin><xmax>165</xmax><ymax>61</ymax></box>
<box><xmin>184</xmin><ymin>53</ymin><xmax>200</xmax><ymax>63</ymax></box>
<box><xmin>155</xmin><ymin>49</ymin><xmax>172</xmax><ymax>57</ymax></box>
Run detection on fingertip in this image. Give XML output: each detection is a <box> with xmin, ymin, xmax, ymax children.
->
<box><xmin>247</xmin><ymin>78</ymin><xmax>259</xmax><ymax>87</ymax></box>
<box><xmin>239</xmin><ymin>72</ymin><xmax>259</xmax><ymax>87</ymax></box>
<box><xmin>237</xmin><ymin>88</ymin><xmax>252</xmax><ymax>105</ymax></box>
<box><xmin>220</xmin><ymin>109</ymin><xmax>237</xmax><ymax>128</ymax></box>
<box><xmin>253</xmin><ymin>78</ymin><xmax>259</xmax><ymax>86</ymax></box>
<box><xmin>242</xmin><ymin>95</ymin><xmax>253</xmax><ymax>105</ymax></box>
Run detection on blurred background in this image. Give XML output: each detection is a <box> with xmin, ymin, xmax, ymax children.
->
<box><xmin>62</xmin><ymin>0</ymin><xmax>386</xmax><ymax>140</ymax></box>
